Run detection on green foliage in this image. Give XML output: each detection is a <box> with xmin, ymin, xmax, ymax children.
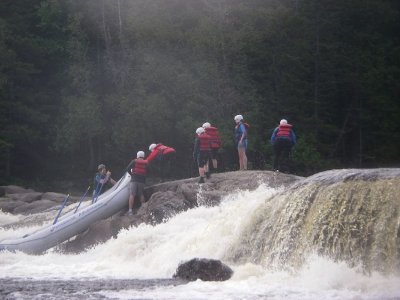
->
<box><xmin>1</xmin><ymin>0</ymin><xmax>399</xmax><ymax>184</ymax></box>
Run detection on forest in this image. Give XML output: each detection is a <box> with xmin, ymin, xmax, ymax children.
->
<box><xmin>0</xmin><ymin>0</ymin><xmax>399</xmax><ymax>188</ymax></box>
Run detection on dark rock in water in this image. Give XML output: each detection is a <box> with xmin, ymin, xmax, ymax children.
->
<box><xmin>58</xmin><ymin>218</ymin><xmax>132</xmax><ymax>253</ymax></box>
<box><xmin>173</xmin><ymin>258</ymin><xmax>233</xmax><ymax>281</ymax></box>
<box><xmin>0</xmin><ymin>186</ymin><xmax>5</xmax><ymax>197</ymax></box>
<box><xmin>0</xmin><ymin>198</ymin><xmax>26</xmax><ymax>213</ymax></box>
<box><xmin>42</xmin><ymin>192</ymin><xmax>71</xmax><ymax>203</ymax></box>
<box><xmin>13</xmin><ymin>199</ymin><xmax>58</xmax><ymax>215</ymax></box>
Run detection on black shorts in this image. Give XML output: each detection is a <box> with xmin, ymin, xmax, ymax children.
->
<box><xmin>197</xmin><ymin>151</ymin><xmax>210</xmax><ymax>168</ymax></box>
<box><xmin>210</xmin><ymin>148</ymin><xmax>219</xmax><ymax>160</ymax></box>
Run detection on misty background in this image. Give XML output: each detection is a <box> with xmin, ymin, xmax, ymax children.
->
<box><xmin>0</xmin><ymin>0</ymin><xmax>399</xmax><ymax>190</ymax></box>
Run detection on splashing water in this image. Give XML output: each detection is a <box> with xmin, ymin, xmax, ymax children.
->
<box><xmin>0</xmin><ymin>179</ymin><xmax>399</xmax><ymax>299</ymax></box>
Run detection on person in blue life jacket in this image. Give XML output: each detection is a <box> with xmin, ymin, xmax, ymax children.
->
<box><xmin>234</xmin><ymin>114</ymin><xmax>248</xmax><ymax>170</ymax></box>
<box><xmin>93</xmin><ymin>164</ymin><xmax>116</xmax><ymax>198</ymax></box>
<box><xmin>126</xmin><ymin>151</ymin><xmax>148</xmax><ymax>215</ymax></box>
<box><xmin>270</xmin><ymin>119</ymin><xmax>296</xmax><ymax>172</ymax></box>
<box><xmin>193</xmin><ymin>127</ymin><xmax>211</xmax><ymax>183</ymax></box>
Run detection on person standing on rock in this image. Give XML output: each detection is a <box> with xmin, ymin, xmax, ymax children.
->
<box><xmin>234</xmin><ymin>114</ymin><xmax>248</xmax><ymax>170</ymax></box>
<box><xmin>93</xmin><ymin>164</ymin><xmax>116</xmax><ymax>199</ymax></box>
<box><xmin>202</xmin><ymin>122</ymin><xmax>221</xmax><ymax>175</ymax></box>
<box><xmin>270</xmin><ymin>119</ymin><xmax>296</xmax><ymax>172</ymax></box>
<box><xmin>193</xmin><ymin>127</ymin><xmax>211</xmax><ymax>183</ymax></box>
<box><xmin>147</xmin><ymin>143</ymin><xmax>176</xmax><ymax>181</ymax></box>
<box><xmin>126</xmin><ymin>151</ymin><xmax>149</xmax><ymax>215</ymax></box>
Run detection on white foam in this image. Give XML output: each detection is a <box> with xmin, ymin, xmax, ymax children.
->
<box><xmin>1</xmin><ymin>185</ymin><xmax>399</xmax><ymax>299</ymax></box>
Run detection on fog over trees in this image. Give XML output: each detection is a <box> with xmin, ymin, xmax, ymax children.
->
<box><xmin>0</xmin><ymin>0</ymin><xmax>399</xmax><ymax>186</ymax></box>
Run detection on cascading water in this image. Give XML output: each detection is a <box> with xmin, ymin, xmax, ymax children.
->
<box><xmin>0</xmin><ymin>169</ymin><xmax>399</xmax><ymax>299</ymax></box>
<box><xmin>226</xmin><ymin>169</ymin><xmax>400</xmax><ymax>275</ymax></box>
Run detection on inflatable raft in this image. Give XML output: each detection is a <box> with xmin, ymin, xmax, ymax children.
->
<box><xmin>0</xmin><ymin>173</ymin><xmax>131</xmax><ymax>255</ymax></box>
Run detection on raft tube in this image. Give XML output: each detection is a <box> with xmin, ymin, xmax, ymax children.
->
<box><xmin>0</xmin><ymin>173</ymin><xmax>131</xmax><ymax>255</ymax></box>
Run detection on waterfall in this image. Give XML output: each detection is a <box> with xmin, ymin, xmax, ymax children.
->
<box><xmin>225</xmin><ymin>169</ymin><xmax>400</xmax><ymax>275</ymax></box>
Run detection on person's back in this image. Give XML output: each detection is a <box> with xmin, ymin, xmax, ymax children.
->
<box><xmin>147</xmin><ymin>143</ymin><xmax>176</xmax><ymax>181</ymax></box>
<box><xmin>203</xmin><ymin>122</ymin><xmax>221</xmax><ymax>173</ymax></box>
<box><xmin>147</xmin><ymin>143</ymin><xmax>176</xmax><ymax>163</ymax></box>
<box><xmin>193</xmin><ymin>127</ymin><xmax>211</xmax><ymax>183</ymax></box>
<box><xmin>127</xmin><ymin>151</ymin><xmax>148</xmax><ymax>215</ymax></box>
<box><xmin>270</xmin><ymin>119</ymin><xmax>296</xmax><ymax>172</ymax></box>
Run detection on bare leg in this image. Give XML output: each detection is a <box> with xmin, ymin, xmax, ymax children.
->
<box><xmin>212</xmin><ymin>159</ymin><xmax>217</xmax><ymax>169</ymax></box>
<box><xmin>198</xmin><ymin>167</ymin><xmax>205</xmax><ymax>177</ymax></box>
<box><xmin>128</xmin><ymin>194</ymin><xmax>135</xmax><ymax>210</ymax></box>
<box><xmin>242</xmin><ymin>150</ymin><xmax>248</xmax><ymax>170</ymax></box>
<box><xmin>238</xmin><ymin>149</ymin><xmax>243</xmax><ymax>170</ymax></box>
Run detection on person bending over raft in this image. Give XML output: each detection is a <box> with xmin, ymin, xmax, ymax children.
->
<box><xmin>147</xmin><ymin>143</ymin><xmax>176</xmax><ymax>181</ymax></box>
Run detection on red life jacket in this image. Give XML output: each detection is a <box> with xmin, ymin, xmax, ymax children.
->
<box><xmin>131</xmin><ymin>159</ymin><xmax>148</xmax><ymax>176</ymax></box>
<box><xmin>276</xmin><ymin>124</ymin><xmax>292</xmax><ymax>138</ymax></box>
<box><xmin>155</xmin><ymin>144</ymin><xmax>176</xmax><ymax>155</ymax></box>
<box><xmin>199</xmin><ymin>133</ymin><xmax>211</xmax><ymax>151</ymax></box>
<box><xmin>205</xmin><ymin>127</ymin><xmax>221</xmax><ymax>149</ymax></box>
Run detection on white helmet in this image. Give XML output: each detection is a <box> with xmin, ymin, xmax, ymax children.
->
<box><xmin>280</xmin><ymin>119</ymin><xmax>288</xmax><ymax>125</ymax></box>
<box><xmin>137</xmin><ymin>151</ymin><xmax>145</xmax><ymax>158</ymax></box>
<box><xmin>196</xmin><ymin>127</ymin><xmax>205</xmax><ymax>135</ymax></box>
<box><xmin>234</xmin><ymin>114</ymin><xmax>243</xmax><ymax>122</ymax></box>
<box><xmin>149</xmin><ymin>143</ymin><xmax>157</xmax><ymax>151</ymax></box>
<box><xmin>202</xmin><ymin>122</ymin><xmax>211</xmax><ymax>128</ymax></box>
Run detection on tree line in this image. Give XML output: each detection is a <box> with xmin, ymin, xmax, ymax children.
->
<box><xmin>0</xmin><ymin>0</ymin><xmax>399</xmax><ymax>187</ymax></box>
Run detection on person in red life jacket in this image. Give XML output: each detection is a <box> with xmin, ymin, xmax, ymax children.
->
<box><xmin>147</xmin><ymin>143</ymin><xmax>176</xmax><ymax>181</ymax></box>
<box><xmin>202</xmin><ymin>122</ymin><xmax>221</xmax><ymax>175</ymax></box>
<box><xmin>126</xmin><ymin>151</ymin><xmax>149</xmax><ymax>215</ymax></box>
<box><xmin>234</xmin><ymin>114</ymin><xmax>248</xmax><ymax>170</ymax></box>
<box><xmin>193</xmin><ymin>127</ymin><xmax>211</xmax><ymax>183</ymax></box>
<box><xmin>270</xmin><ymin>119</ymin><xmax>296</xmax><ymax>172</ymax></box>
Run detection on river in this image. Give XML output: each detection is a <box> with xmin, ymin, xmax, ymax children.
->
<box><xmin>1</xmin><ymin>179</ymin><xmax>399</xmax><ymax>299</ymax></box>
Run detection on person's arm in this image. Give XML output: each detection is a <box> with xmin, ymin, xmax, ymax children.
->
<box><xmin>146</xmin><ymin>149</ymin><xmax>158</xmax><ymax>163</ymax></box>
<box><xmin>270</xmin><ymin>127</ymin><xmax>278</xmax><ymax>145</ymax></box>
<box><xmin>193</xmin><ymin>138</ymin><xmax>199</xmax><ymax>159</ymax></box>
<box><xmin>290</xmin><ymin>130</ymin><xmax>296</xmax><ymax>145</ymax></box>
<box><xmin>97</xmin><ymin>173</ymin><xmax>111</xmax><ymax>185</ymax></box>
<box><xmin>109</xmin><ymin>176</ymin><xmax>117</xmax><ymax>185</ymax></box>
<box><xmin>126</xmin><ymin>160</ymin><xmax>135</xmax><ymax>176</ymax></box>
<box><xmin>239</xmin><ymin>123</ymin><xmax>247</xmax><ymax>144</ymax></box>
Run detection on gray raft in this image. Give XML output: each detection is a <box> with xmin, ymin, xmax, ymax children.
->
<box><xmin>0</xmin><ymin>173</ymin><xmax>131</xmax><ymax>255</ymax></box>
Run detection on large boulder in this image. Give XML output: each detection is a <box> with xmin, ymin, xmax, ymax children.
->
<box><xmin>41</xmin><ymin>192</ymin><xmax>70</xmax><ymax>203</ymax></box>
<box><xmin>0</xmin><ymin>198</ymin><xmax>26</xmax><ymax>214</ymax></box>
<box><xmin>9</xmin><ymin>192</ymin><xmax>43</xmax><ymax>203</ymax></box>
<box><xmin>57</xmin><ymin>217</ymin><xmax>132</xmax><ymax>253</ymax></box>
<box><xmin>1</xmin><ymin>185</ymin><xmax>35</xmax><ymax>194</ymax></box>
<box><xmin>173</xmin><ymin>258</ymin><xmax>233</xmax><ymax>281</ymax></box>
<box><xmin>13</xmin><ymin>199</ymin><xmax>58</xmax><ymax>215</ymax></box>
